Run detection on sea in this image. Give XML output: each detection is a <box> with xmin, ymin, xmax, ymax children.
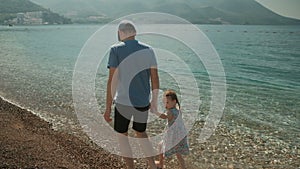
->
<box><xmin>0</xmin><ymin>24</ymin><xmax>299</xmax><ymax>148</ymax></box>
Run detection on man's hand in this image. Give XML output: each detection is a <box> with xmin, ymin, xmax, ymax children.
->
<box><xmin>150</xmin><ymin>101</ymin><xmax>158</xmax><ymax>114</ymax></box>
<box><xmin>103</xmin><ymin>109</ymin><xmax>112</xmax><ymax>122</ymax></box>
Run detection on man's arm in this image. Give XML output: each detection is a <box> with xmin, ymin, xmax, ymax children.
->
<box><xmin>104</xmin><ymin>67</ymin><xmax>117</xmax><ymax>122</ymax></box>
<box><xmin>150</xmin><ymin>67</ymin><xmax>159</xmax><ymax>115</ymax></box>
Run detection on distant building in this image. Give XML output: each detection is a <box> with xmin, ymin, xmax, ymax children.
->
<box><xmin>13</xmin><ymin>11</ymin><xmax>44</xmax><ymax>25</ymax></box>
<box><xmin>24</xmin><ymin>11</ymin><xmax>43</xmax><ymax>25</ymax></box>
<box><xmin>4</xmin><ymin>10</ymin><xmax>71</xmax><ymax>25</ymax></box>
<box><xmin>16</xmin><ymin>13</ymin><xmax>25</xmax><ymax>24</ymax></box>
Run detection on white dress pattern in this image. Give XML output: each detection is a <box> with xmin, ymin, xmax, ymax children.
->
<box><xmin>162</xmin><ymin>108</ymin><xmax>189</xmax><ymax>157</ymax></box>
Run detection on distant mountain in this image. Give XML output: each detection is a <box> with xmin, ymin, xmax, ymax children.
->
<box><xmin>31</xmin><ymin>0</ymin><xmax>300</xmax><ymax>25</ymax></box>
<box><xmin>0</xmin><ymin>0</ymin><xmax>72</xmax><ymax>25</ymax></box>
<box><xmin>0</xmin><ymin>0</ymin><xmax>45</xmax><ymax>13</ymax></box>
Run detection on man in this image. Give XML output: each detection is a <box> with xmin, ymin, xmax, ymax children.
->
<box><xmin>104</xmin><ymin>20</ymin><xmax>159</xmax><ymax>169</ymax></box>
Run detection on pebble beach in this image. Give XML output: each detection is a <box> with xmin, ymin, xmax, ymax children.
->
<box><xmin>1</xmin><ymin>96</ymin><xmax>299</xmax><ymax>169</ymax></box>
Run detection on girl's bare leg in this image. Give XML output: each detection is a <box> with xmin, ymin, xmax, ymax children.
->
<box><xmin>176</xmin><ymin>153</ymin><xmax>186</xmax><ymax>169</ymax></box>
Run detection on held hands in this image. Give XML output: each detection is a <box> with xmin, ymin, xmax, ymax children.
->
<box><xmin>152</xmin><ymin>111</ymin><xmax>167</xmax><ymax>119</ymax></box>
<box><xmin>150</xmin><ymin>101</ymin><xmax>167</xmax><ymax>119</ymax></box>
<box><xmin>158</xmin><ymin>113</ymin><xmax>168</xmax><ymax>119</ymax></box>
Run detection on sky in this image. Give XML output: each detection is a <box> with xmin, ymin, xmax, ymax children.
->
<box><xmin>256</xmin><ymin>0</ymin><xmax>300</xmax><ymax>19</ymax></box>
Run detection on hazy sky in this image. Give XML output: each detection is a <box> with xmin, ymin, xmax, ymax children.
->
<box><xmin>256</xmin><ymin>0</ymin><xmax>300</xmax><ymax>19</ymax></box>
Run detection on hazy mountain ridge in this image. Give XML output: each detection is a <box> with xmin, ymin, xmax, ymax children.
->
<box><xmin>31</xmin><ymin>0</ymin><xmax>300</xmax><ymax>24</ymax></box>
<box><xmin>0</xmin><ymin>0</ymin><xmax>72</xmax><ymax>25</ymax></box>
<box><xmin>0</xmin><ymin>0</ymin><xmax>45</xmax><ymax>13</ymax></box>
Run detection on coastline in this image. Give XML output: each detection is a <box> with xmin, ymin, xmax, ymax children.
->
<box><xmin>1</xmin><ymin>96</ymin><xmax>299</xmax><ymax>168</ymax></box>
<box><xmin>0</xmin><ymin>96</ymin><xmax>125</xmax><ymax>168</ymax></box>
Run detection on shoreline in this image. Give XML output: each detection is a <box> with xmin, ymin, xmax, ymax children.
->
<box><xmin>1</xmin><ymin>96</ymin><xmax>299</xmax><ymax>168</ymax></box>
<box><xmin>0</xmin><ymin>96</ymin><xmax>126</xmax><ymax>168</ymax></box>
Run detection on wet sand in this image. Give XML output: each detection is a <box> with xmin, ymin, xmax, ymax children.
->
<box><xmin>1</xmin><ymin>96</ymin><xmax>299</xmax><ymax>169</ymax></box>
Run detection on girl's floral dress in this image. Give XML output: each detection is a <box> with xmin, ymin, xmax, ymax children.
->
<box><xmin>162</xmin><ymin>108</ymin><xmax>189</xmax><ymax>157</ymax></box>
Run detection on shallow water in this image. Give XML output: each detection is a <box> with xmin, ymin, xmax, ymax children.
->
<box><xmin>0</xmin><ymin>24</ymin><xmax>299</xmax><ymax>146</ymax></box>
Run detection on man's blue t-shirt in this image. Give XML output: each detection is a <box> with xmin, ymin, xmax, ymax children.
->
<box><xmin>107</xmin><ymin>40</ymin><xmax>157</xmax><ymax>107</ymax></box>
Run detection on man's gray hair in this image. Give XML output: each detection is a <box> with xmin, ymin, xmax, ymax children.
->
<box><xmin>118</xmin><ymin>20</ymin><xmax>136</xmax><ymax>34</ymax></box>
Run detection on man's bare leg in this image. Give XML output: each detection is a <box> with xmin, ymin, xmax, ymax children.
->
<box><xmin>117</xmin><ymin>132</ymin><xmax>134</xmax><ymax>169</ymax></box>
<box><xmin>155</xmin><ymin>141</ymin><xmax>164</xmax><ymax>168</ymax></box>
<box><xmin>135</xmin><ymin>131</ymin><xmax>157</xmax><ymax>169</ymax></box>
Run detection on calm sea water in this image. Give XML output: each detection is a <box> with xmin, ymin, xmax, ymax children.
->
<box><xmin>0</xmin><ymin>24</ymin><xmax>299</xmax><ymax>146</ymax></box>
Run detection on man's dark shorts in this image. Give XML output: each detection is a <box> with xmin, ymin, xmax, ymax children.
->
<box><xmin>114</xmin><ymin>103</ymin><xmax>150</xmax><ymax>133</ymax></box>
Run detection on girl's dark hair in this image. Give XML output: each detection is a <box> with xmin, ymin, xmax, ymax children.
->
<box><xmin>165</xmin><ymin>89</ymin><xmax>180</xmax><ymax>109</ymax></box>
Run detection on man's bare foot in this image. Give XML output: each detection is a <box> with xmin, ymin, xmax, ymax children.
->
<box><xmin>155</xmin><ymin>160</ymin><xmax>162</xmax><ymax>169</ymax></box>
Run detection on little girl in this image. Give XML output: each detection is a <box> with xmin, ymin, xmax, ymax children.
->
<box><xmin>156</xmin><ymin>90</ymin><xmax>189</xmax><ymax>169</ymax></box>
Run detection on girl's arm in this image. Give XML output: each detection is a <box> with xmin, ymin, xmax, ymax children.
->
<box><xmin>166</xmin><ymin>110</ymin><xmax>174</xmax><ymax>121</ymax></box>
<box><xmin>155</xmin><ymin>112</ymin><xmax>167</xmax><ymax>119</ymax></box>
